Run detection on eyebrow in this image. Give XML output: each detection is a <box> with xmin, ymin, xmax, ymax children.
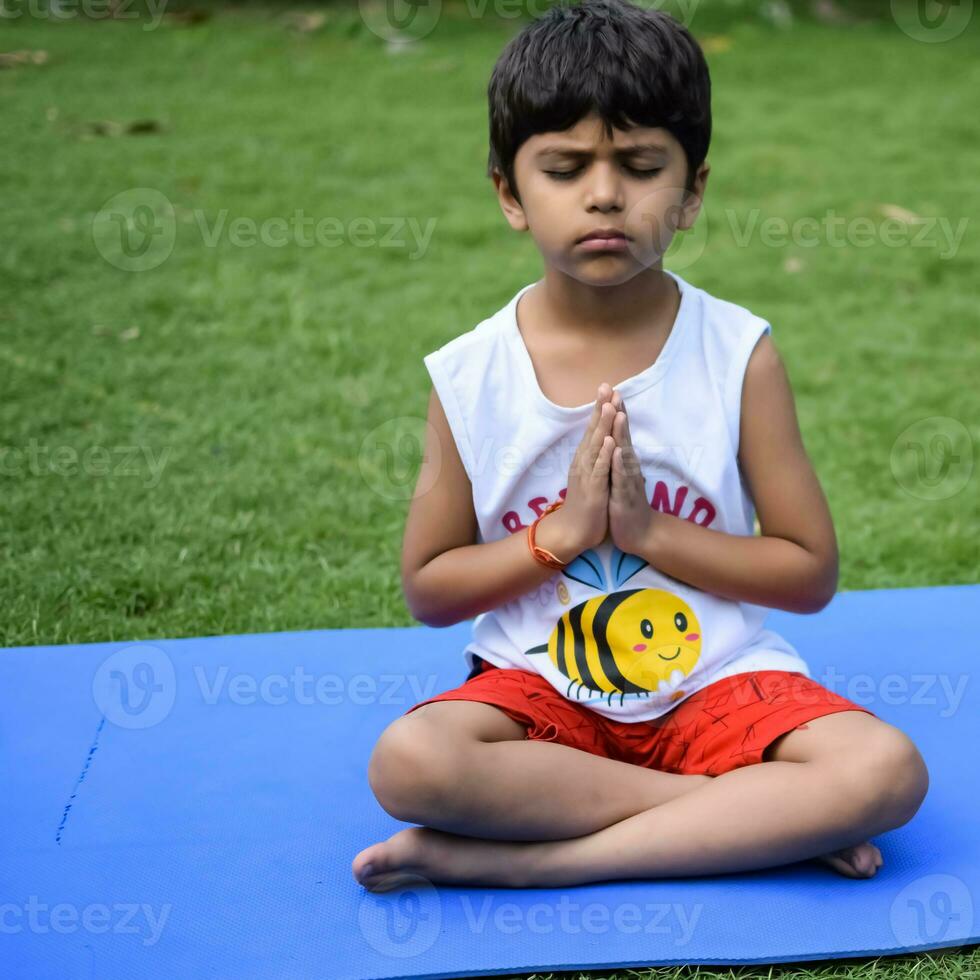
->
<box><xmin>535</xmin><ymin>142</ymin><xmax>670</xmax><ymax>159</ymax></box>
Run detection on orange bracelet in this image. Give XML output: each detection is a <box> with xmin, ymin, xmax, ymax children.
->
<box><xmin>527</xmin><ymin>499</ymin><xmax>569</xmax><ymax>570</ymax></box>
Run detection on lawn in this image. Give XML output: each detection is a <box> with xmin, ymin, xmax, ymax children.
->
<box><xmin>1</xmin><ymin>0</ymin><xmax>977</xmax><ymax>974</ymax></box>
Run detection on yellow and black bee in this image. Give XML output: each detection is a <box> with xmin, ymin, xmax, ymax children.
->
<box><xmin>525</xmin><ymin>546</ymin><xmax>703</xmax><ymax>706</ymax></box>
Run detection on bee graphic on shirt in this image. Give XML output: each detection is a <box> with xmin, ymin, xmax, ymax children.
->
<box><xmin>525</xmin><ymin>545</ymin><xmax>703</xmax><ymax>707</ymax></box>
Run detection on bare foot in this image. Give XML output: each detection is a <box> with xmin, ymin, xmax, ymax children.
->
<box><xmin>352</xmin><ymin>826</ymin><xmax>543</xmax><ymax>892</ymax></box>
<box><xmin>814</xmin><ymin>841</ymin><xmax>883</xmax><ymax>878</ymax></box>
<box><xmin>352</xmin><ymin>829</ymin><xmax>884</xmax><ymax>891</ymax></box>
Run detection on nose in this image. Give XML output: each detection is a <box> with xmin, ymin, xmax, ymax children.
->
<box><xmin>585</xmin><ymin>161</ymin><xmax>624</xmax><ymax>212</ymax></box>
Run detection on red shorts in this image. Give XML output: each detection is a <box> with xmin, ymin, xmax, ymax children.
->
<box><xmin>403</xmin><ymin>657</ymin><xmax>877</xmax><ymax>776</ymax></box>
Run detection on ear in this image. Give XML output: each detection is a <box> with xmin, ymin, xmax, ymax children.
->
<box><xmin>676</xmin><ymin>161</ymin><xmax>710</xmax><ymax>231</ymax></box>
<box><xmin>491</xmin><ymin>167</ymin><xmax>529</xmax><ymax>233</ymax></box>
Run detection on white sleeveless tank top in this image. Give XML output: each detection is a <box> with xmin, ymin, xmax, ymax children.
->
<box><xmin>423</xmin><ymin>269</ymin><xmax>811</xmax><ymax>723</ymax></box>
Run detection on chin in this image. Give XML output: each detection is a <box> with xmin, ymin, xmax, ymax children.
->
<box><xmin>563</xmin><ymin>259</ymin><xmax>641</xmax><ymax>288</ymax></box>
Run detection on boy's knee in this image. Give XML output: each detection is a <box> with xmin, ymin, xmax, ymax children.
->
<box><xmin>367</xmin><ymin>717</ymin><xmax>464</xmax><ymax>823</ymax></box>
<box><xmin>846</xmin><ymin>726</ymin><xmax>929</xmax><ymax>828</ymax></box>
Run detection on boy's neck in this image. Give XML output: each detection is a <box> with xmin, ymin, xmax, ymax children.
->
<box><xmin>528</xmin><ymin>263</ymin><xmax>679</xmax><ymax>345</ymax></box>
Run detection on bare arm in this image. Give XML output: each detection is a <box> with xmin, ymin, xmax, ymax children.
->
<box><xmin>402</xmin><ymin>387</ymin><xmax>584</xmax><ymax>627</ymax></box>
<box><xmin>636</xmin><ymin>332</ymin><xmax>838</xmax><ymax>614</ymax></box>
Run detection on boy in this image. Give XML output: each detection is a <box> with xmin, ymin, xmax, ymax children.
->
<box><xmin>352</xmin><ymin>0</ymin><xmax>928</xmax><ymax>892</ymax></box>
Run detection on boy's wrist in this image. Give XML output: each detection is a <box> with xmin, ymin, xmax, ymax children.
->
<box><xmin>533</xmin><ymin>510</ymin><xmax>581</xmax><ymax>565</ymax></box>
<box><xmin>638</xmin><ymin>511</ymin><xmax>667</xmax><ymax>564</ymax></box>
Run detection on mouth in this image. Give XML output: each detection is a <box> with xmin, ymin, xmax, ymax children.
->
<box><xmin>577</xmin><ymin>228</ymin><xmax>630</xmax><ymax>243</ymax></box>
<box><xmin>577</xmin><ymin>232</ymin><xmax>630</xmax><ymax>252</ymax></box>
<box><xmin>658</xmin><ymin>647</ymin><xmax>682</xmax><ymax>661</ymax></box>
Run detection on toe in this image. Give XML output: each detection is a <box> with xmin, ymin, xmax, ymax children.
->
<box><xmin>816</xmin><ymin>851</ymin><xmax>857</xmax><ymax>878</ymax></box>
<box><xmin>352</xmin><ymin>845</ymin><xmax>385</xmax><ymax>884</ymax></box>
<box><xmin>816</xmin><ymin>845</ymin><xmax>879</xmax><ymax>879</ymax></box>
<box><xmin>852</xmin><ymin>849</ymin><xmax>872</xmax><ymax>875</ymax></box>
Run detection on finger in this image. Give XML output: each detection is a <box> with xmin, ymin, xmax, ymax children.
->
<box><xmin>576</xmin><ymin>395</ymin><xmax>606</xmax><ymax>470</ymax></box>
<box><xmin>583</xmin><ymin>402</ymin><xmax>613</xmax><ymax>469</ymax></box>
<box><xmin>625</xmin><ymin>445</ymin><xmax>642</xmax><ymax>487</ymax></box>
<box><xmin>594</xmin><ymin>400</ymin><xmax>616</xmax><ymax>442</ymax></box>
<box><xmin>584</xmin><ymin>385</ymin><xmax>612</xmax><ymax>440</ymax></box>
<box><xmin>580</xmin><ymin>396</ymin><xmax>601</xmax><ymax>446</ymax></box>
<box><xmin>615</xmin><ymin>409</ymin><xmax>632</xmax><ymax>447</ymax></box>
<box><xmin>593</xmin><ymin>435</ymin><xmax>614</xmax><ymax>479</ymax></box>
<box><xmin>622</xmin><ymin>406</ymin><xmax>633</xmax><ymax>445</ymax></box>
<box><xmin>609</xmin><ymin>444</ymin><xmax>621</xmax><ymax>491</ymax></box>
<box><xmin>613</xmin><ymin>415</ymin><xmax>634</xmax><ymax>476</ymax></box>
<box><xmin>614</xmin><ymin>446</ymin><xmax>632</xmax><ymax>495</ymax></box>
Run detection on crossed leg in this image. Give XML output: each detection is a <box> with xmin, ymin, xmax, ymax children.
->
<box><xmin>352</xmin><ymin>703</ymin><xmax>929</xmax><ymax>892</ymax></box>
<box><xmin>362</xmin><ymin>698</ymin><xmax>715</xmax><ymax>841</ymax></box>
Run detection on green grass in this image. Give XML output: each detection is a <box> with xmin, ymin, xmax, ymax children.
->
<box><xmin>497</xmin><ymin>950</ymin><xmax>980</xmax><ymax>980</ymax></box>
<box><xmin>1</xmin><ymin>3</ymin><xmax>978</xmax><ymax>972</ymax></box>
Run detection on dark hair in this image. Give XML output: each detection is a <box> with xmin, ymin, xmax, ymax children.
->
<box><xmin>487</xmin><ymin>0</ymin><xmax>711</xmax><ymax>202</ymax></box>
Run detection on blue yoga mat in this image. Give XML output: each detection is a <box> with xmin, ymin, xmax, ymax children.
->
<box><xmin>2</xmin><ymin>584</ymin><xmax>978</xmax><ymax>979</ymax></box>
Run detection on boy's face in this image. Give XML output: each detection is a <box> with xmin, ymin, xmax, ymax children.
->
<box><xmin>493</xmin><ymin>112</ymin><xmax>708</xmax><ymax>286</ymax></box>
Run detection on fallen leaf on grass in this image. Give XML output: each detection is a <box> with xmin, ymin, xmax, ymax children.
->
<box><xmin>126</xmin><ymin>119</ymin><xmax>163</xmax><ymax>135</ymax></box>
<box><xmin>699</xmin><ymin>35</ymin><xmax>733</xmax><ymax>54</ymax></box>
<box><xmin>0</xmin><ymin>49</ymin><xmax>49</xmax><ymax>69</ymax></box>
<box><xmin>281</xmin><ymin>10</ymin><xmax>327</xmax><ymax>32</ymax></box>
<box><xmin>76</xmin><ymin>118</ymin><xmax>164</xmax><ymax>138</ymax></box>
<box><xmin>164</xmin><ymin>8</ymin><xmax>211</xmax><ymax>26</ymax></box>
<box><xmin>878</xmin><ymin>203</ymin><xmax>923</xmax><ymax>224</ymax></box>
<box><xmin>810</xmin><ymin>0</ymin><xmax>861</xmax><ymax>25</ymax></box>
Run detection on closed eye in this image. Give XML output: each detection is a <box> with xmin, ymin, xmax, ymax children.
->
<box><xmin>544</xmin><ymin>166</ymin><xmax>663</xmax><ymax>181</ymax></box>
